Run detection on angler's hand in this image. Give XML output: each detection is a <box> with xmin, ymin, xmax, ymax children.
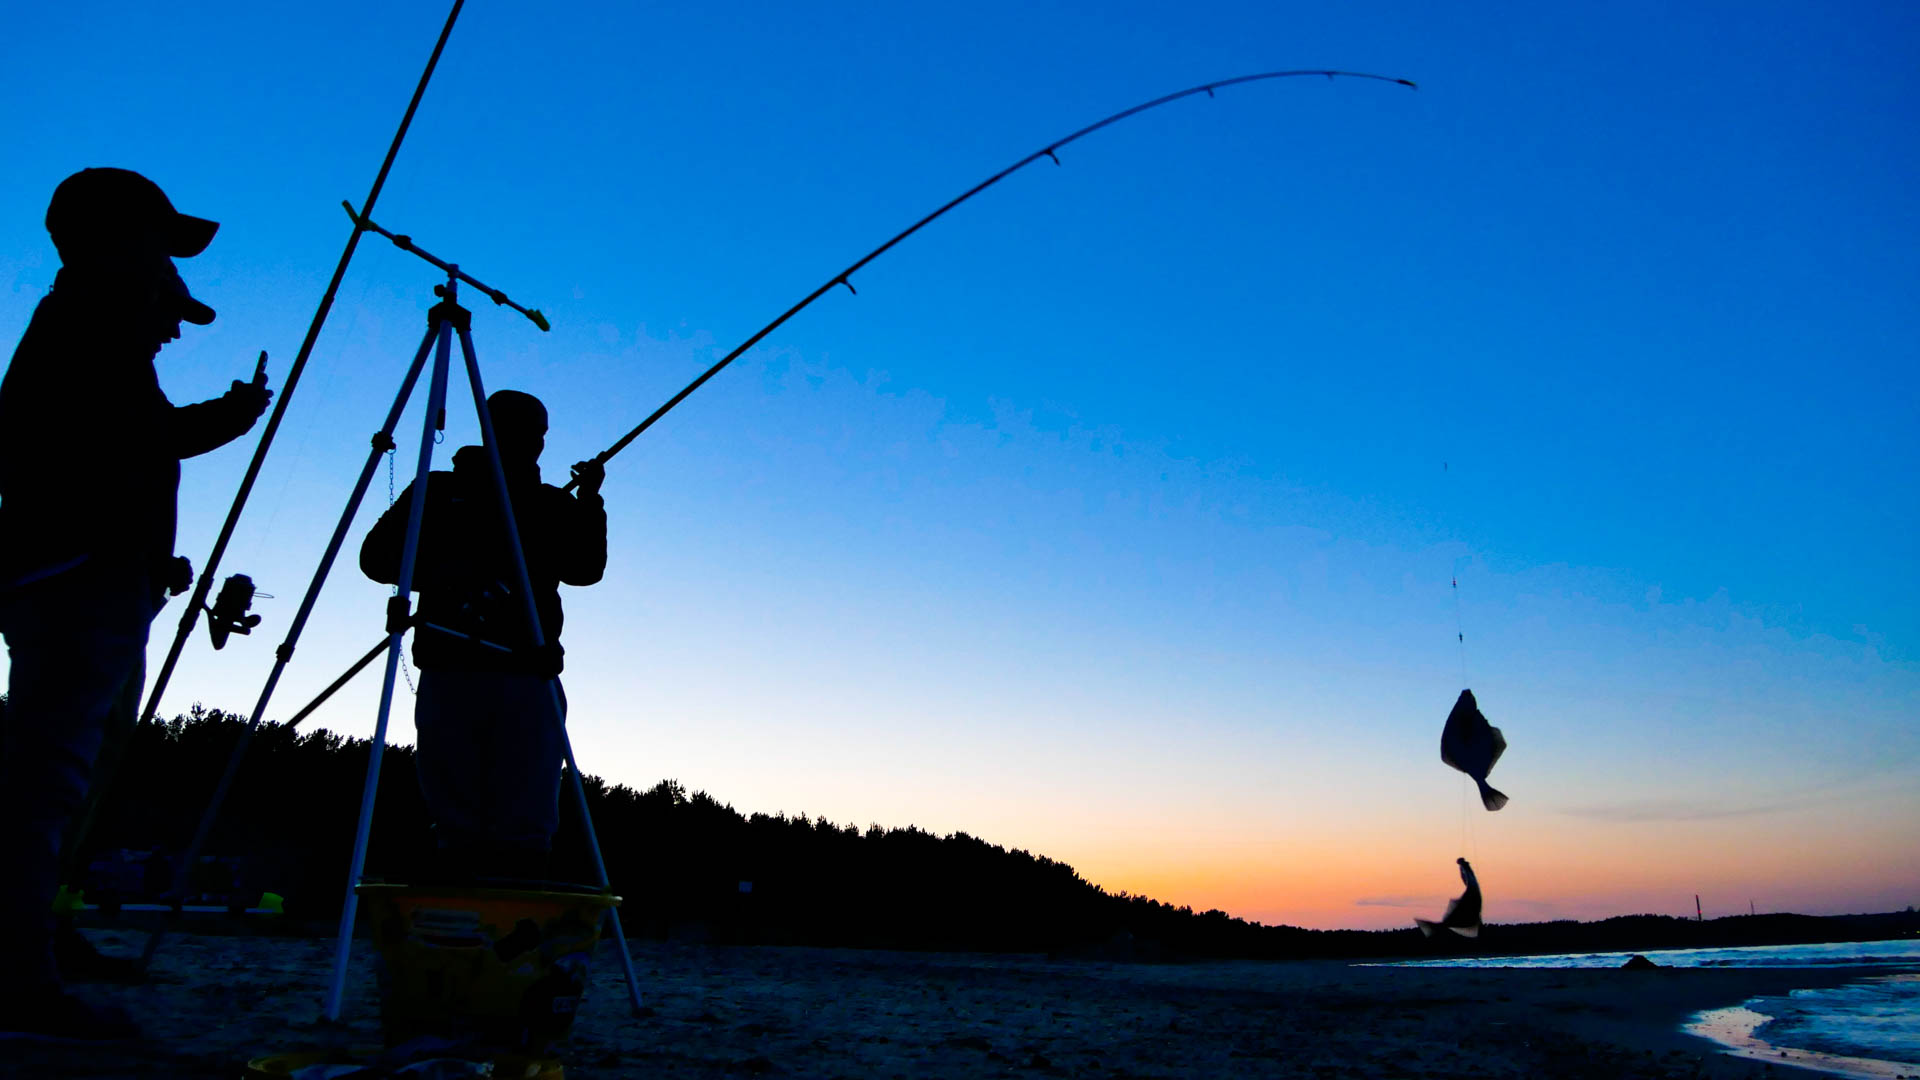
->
<box><xmin>570</xmin><ymin>459</ymin><xmax>605</xmax><ymax>498</ymax></box>
<box><xmin>165</xmin><ymin>556</ymin><xmax>194</xmax><ymax>597</ymax></box>
<box><xmin>225</xmin><ymin>351</ymin><xmax>273</xmax><ymax>422</ymax></box>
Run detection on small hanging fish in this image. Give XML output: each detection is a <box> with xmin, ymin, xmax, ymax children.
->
<box><xmin>1441</xmin><ymin>688</ymin><xmax>1508</xmax><ymax>811</ymax></box>
<box><xmin>1416</xmin><ymin>857</ymin><xmax>1483</xmax><ymax>938</ymax></box>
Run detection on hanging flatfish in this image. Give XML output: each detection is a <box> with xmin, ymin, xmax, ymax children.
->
<box><xmin>1415</xmin><ymin>857</ymin><xmax>1483</xmax><ymax>938</ymax></box>
<box><xmin>1441</xmin><ymin>688</ymin><xmax>1508</xmax><ymax>811</ymax></box>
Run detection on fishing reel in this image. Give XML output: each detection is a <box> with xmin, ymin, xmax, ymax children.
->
<box><xmin>205</xmin><ymin>574</ymin><xmax>268</xmax><ymax>649</ymax></box>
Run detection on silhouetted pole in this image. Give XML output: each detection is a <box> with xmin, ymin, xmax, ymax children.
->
<box><xmin>318</xmin><ymin>275</ymin><xmax>645</xmax><ymax>1019</ymax></box>
<box><xmin>137</xmin><ymin>0</ymin><xmax>466</xmax><ymax>734</ymax></box>
<box><xmin>453</xmin><ymin>316</ymin><xmax>646</xmax><ymax>1014</ymax></box>
<box><xmin>564</xmin><ymin>69</ymin><xmax>1416</xmax><ymax>491</ymax></box>
<box><xmin>148</xmin><ymin>215</ymin><xmax>562</xmax><ymax>978</ymax></box>
<box><xmin>322</xmin><ymin>286</ymin><xmax>455</xmax><ymax>1020</ymax></box>
<box><xmin>140</xmin><ymin>315</ymin><xmax>438</xmax><ymax>972</ymax></box>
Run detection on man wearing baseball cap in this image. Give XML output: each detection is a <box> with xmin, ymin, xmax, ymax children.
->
<box><xmin>0</xmin><ymin>168</ymin><xmax>272</xmax><ymax>1038</ymax></box>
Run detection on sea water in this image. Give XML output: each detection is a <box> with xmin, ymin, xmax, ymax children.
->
<box><xmin>1391</xmin><ymin>939</ymin><xmax>1920</xmax><ymax>1072</ymax></box>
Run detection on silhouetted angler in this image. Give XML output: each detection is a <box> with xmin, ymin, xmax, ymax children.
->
<box><xmin>1440</xmin><ymin>688</ymin><xmax>1508</xmax><ymax>811</ymax></box>
<box><xmin>0</xmin><ymin>168</ymin><xmax>271</xmax><ymax>1038</ymax></box>
<box><xmin>1416</xmin><ymin>857</ymin><xmax>1483</xmax><ymax>939</ymax></box>
<box><xmin>359</xmin><ymin>390</ymin><xmax>606</xmax><ymax>880</ymax></box>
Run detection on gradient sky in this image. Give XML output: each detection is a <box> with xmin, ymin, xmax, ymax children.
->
<box><xmin>4</xmin><ymin>2</ymin><xmax>1915</xmax><ymax>931</ymax></box>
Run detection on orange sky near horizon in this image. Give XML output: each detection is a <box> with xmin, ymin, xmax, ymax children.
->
<box><xmin>1053</xmin><ymin>790</ymin><xmax>1920</xmax><ymax>931</ymax></box>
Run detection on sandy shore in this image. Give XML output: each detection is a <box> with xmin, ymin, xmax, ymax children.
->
<box><xmin>1</xmin><ymin>927</ymin><xmax>1904</xmax><ymax>1079</ymax></box>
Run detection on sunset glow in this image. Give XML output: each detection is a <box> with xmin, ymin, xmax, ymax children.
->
<box><xmin>5</xmin><ymin>1</ymin><xmax>1915</xmax><ymax>934</ymax></box>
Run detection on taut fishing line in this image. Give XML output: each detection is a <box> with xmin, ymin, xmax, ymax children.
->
<box><xmin>1453</xmin><ymin>569</ymin><xmax>1469</xmax><ymax>686</ymax></box>
<box><xmin>1448</xmin><ymin>463</ymin><xmax>1476</xmax><ymax>859</ymax></box>
<box><xmin>1456</xmin><ymin>571</ymin><xmax>1476</xmax><ymax>858</ymax></box>
<box><xmin>567</xmin><ymin>69</ymin><xmax>1416</xmax><ymax>489</ymax></box>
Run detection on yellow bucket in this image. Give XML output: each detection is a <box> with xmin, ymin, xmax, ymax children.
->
<box><xmin>357</xmin><ymin>884</ymin><xmax>620</xmax><ymax>1054</ymax></box>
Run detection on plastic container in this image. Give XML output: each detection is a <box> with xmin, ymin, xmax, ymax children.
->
<box><xmin>242</xmin><ymin>1048</ymin><xmax>563</xmax><ymax>1078</ymax></box>
<box><xmin>357</xmin><ymin>883</ymin><xmax>620</xmax><ymax>1054</ymax></box>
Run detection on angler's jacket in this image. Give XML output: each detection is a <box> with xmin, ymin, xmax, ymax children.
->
<box><xmin>0</xmin><ymin>270</ymin><xmax>260</xmax><ymax>591</ymax></box>
<box><xmin>359</xmin><ymin>444</ymin><xmax>606</xmax><ymax>676</ymax></box>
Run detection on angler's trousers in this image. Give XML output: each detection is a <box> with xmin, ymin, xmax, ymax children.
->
<box><xmin>0</xmin><ymin>557</ymin><xmax>155</xmax><ymax>990</ymax></box>
<box><xmin>412</xmin><ymin>669</ymin><xmax>567</xmax><ymax>872</ymax></box>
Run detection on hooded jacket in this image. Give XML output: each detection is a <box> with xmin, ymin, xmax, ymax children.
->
<box><xmin>0</xmin><ymin>269</ymin><xmax>260</xmax><ymax>590</ymax></box>
<box><xmin>359</xmin><ymin>444</ymin><xmax>606</xmax><ymax>676</ymax></box>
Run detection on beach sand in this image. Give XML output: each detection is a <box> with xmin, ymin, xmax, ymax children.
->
<box><xmin>2</xmin><ymin>927</ymin><xmax>1904</xmax><ymax>1079</ymax></box>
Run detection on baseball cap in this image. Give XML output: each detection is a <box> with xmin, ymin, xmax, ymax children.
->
<box><xmin>161</xmin><ymin>260</ymin><xmax>216</xmax><ymax>325</ymax></box>
<box><xmin>45</xmin><ymin>168</ymin><xmax>219</xmax><ymax>262</ymax></box>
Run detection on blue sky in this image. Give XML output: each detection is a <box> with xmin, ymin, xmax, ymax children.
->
<box><xmin>3</xmin><ymin>1</ymin><xmax>1915</xmax><ymax>928</ymax></box>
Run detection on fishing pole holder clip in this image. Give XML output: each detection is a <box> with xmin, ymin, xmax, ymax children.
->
<box><xmin>427</xmin><ymin>287</ymin><xmax>471</xmax><ymax>333</ymax></box>
<box><xmin>385</xmin><ymin>596</ymin><xmax>415</xmax><ymax>635</ymax></box>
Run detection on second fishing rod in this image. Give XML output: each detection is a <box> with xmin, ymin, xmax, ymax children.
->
<box><xmin>262</xmin><ymin>67</ymin><xmax>1414</xmax><ymax>727</ymax></box>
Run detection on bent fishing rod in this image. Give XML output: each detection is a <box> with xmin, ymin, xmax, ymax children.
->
<box><xmin>189</xmin><ymin>73</ymin><xmax>1415</xmax><ymax>744</ymax></box>
<box><xmin>566</xmin><ymin>69</ymin><xmax>1415</xmax><ymax>491</ymax></box>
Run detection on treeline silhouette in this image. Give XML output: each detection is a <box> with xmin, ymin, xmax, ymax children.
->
<box><xmin>71</xmin><ymin>708</ymin><xmax>1919</xmax><ymax>960</ymax></box>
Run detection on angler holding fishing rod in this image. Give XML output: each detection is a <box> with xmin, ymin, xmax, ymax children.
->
<box><xmin>269</xmin><ymin>70</ymin><xmax>1417</xmax><ymax>722</ymax></box>
<box><xmin>357</xmin><ymin>390</ymin><xmax>609</xmax><ymax>882</ymax></box>
<box><xmin>0</xmin><ymin>168</ymin><xmax>272</xmax><ymax>1039</ymax></box>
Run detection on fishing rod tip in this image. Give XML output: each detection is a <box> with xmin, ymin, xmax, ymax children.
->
<box><xmin>1397</xmin><ymin>78</ymin><xmax>1419</xmax><ymax>89</ymax></box>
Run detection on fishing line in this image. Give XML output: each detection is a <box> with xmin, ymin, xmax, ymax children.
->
<box><xmin>567</xmin><ymin>69</ymin><xmax>1417</xmax><ymax>490</ymax></box>
<box><xmin>1445</xmin><ymin>461</ymin><xmax>1478</xmax><ymax>861</ymax></box>
<box><xmin>1460</xmin><ymin>773</ymin><xmax>1470</xmax><ymax>855</ymax></box>
<box><xmin>1452</xmin><ymin>564</ymin><xmax>1469</xmax><ymax>687</ymax></box>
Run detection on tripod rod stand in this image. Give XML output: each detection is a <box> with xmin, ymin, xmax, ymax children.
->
<box><xmin>277</xmin><ymin>618</ymin><xmax>513</xmax><ymax>734</ymax></box>
<box><xmin>320</xmin><ymin>282</ymin><xmax>455</xmax><ymax>1018</ymax></box>
<box><xmin>144</xmin><ymin>215</ymin><xmax>558</xmax><ymax>972</ymax></box>
<box><xmin>318</xmin><ymin>276</ymin><xmax>645</xmax><ymax>1019</ymax></box>
<box><xmin>143</xmin><ymin>265</ymin><xmax>643</xmax><ymax>1020</ymax></box>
